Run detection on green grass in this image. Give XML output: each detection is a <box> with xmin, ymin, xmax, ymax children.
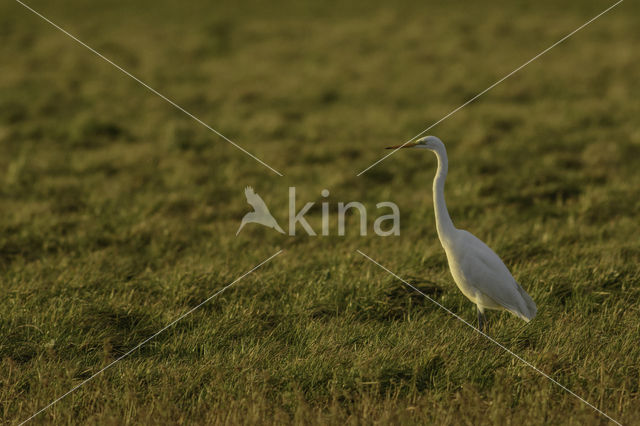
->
<box><xmin>2</xmin><ymin>0</ymin><xmax>640</xmax><ymax>424</ymax></box>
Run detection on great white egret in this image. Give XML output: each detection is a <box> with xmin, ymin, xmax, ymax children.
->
<box><xmin>386</xmin><ymin>136</ymin><xmax>537</xmax><ymax>330</ymax></box>
<box><xmin>236</xmin><ymin>186</ymin><xmax>285</xmax><ymax>235</ymax></box>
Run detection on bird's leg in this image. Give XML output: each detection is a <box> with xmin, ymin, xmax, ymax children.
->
<box><xmin>477</xmin><ymin>307</ymin><xmax>486</xmax><ymax>332</ymax></box>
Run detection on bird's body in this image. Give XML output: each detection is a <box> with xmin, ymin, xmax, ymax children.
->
<box><xmin>441</xmin><ymin>229</ymin><xmax>537</xmax><ymax>324</ymax></box>
<box><xmin>387</xmin><ymin>136</ymin><xmax>536</xmax><ymax>329</ymax></box>
<box><xmin>236</xmin><ymin>186</ymin><xmax>285</xmax><ymax>235</ymax></box>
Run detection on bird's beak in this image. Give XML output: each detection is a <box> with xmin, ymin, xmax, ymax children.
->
<box><xmin>385</xmin><ymin>141</ymin><xmax>419</xmax><ymax>149</ymax></box>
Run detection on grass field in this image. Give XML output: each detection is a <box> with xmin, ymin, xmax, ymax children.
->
<box><xmin>2</xmin><ymin>0</ymin><xmax>640</xmax><ymax>424</ymax></box>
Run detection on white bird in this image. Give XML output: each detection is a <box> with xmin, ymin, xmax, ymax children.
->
<box><xmin>387</xmin><ymin>136</ymin><xmax>536</xmax><ymax>330</ymax></box>
<box><xmin>236</xmin><ymin>186</ymin><xmax>285</xmax><ymax>235</ymax></box>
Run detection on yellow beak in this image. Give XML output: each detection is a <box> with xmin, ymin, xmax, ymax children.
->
<box><xmin>385</xmin><ymin>141</ymin><xmax>419</xmax><ymax>149</ymax></box>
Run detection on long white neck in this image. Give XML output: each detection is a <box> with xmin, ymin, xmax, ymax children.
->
<box><xmin>432</xmin><ymin>144</ymin><xmax>456</xmax><ymax>246</ymax></box>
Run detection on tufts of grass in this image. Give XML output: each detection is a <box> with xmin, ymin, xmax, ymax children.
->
<box><xmin>1</xmin><ymin>0</ymin><xmax>639</xmax><ymax>424</ymax></box>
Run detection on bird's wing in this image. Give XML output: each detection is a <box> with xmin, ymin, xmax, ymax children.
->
<box><xmin>457</xmin><ymin>230</ymin><xmax>537</xmax><ymax>320</ymax></box>
<box><xmin>244</xmin><ymin>186</ymin><xmax>271</xmax><ymax>215</ymax></box>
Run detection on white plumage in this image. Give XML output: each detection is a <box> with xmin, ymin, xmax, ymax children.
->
<box><xmin>387</xmin><ymin>136</ymin><xmax>537</xmax><ymax>329</ymax></box>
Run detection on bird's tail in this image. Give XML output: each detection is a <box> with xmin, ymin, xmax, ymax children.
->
<box><xmin>272</xmin><ymin>222</ymin><xmax>285</xmax><ymax>234</ymax></box>
<box><xmin>515</xmin><ymin>284</ymin><xmax>537</xmax><ymax>322</ymax></box>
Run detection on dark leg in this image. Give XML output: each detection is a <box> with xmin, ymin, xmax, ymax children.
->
<box><xmin>477</xmin><ymin>307</ymin><xmax>486</xmax><ymax>331</ymax></box>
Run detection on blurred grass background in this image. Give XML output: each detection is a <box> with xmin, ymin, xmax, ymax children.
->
<box><xmin>1</xmin><ymin>0</ymin><xmax>639</xmax><ymax>424</ymax></box>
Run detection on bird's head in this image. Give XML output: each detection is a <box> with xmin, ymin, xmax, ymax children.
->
<box><xmin>386</xmin><ymin>135</ymin><xmax>443</xmax><ymax>150</ymax></box>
